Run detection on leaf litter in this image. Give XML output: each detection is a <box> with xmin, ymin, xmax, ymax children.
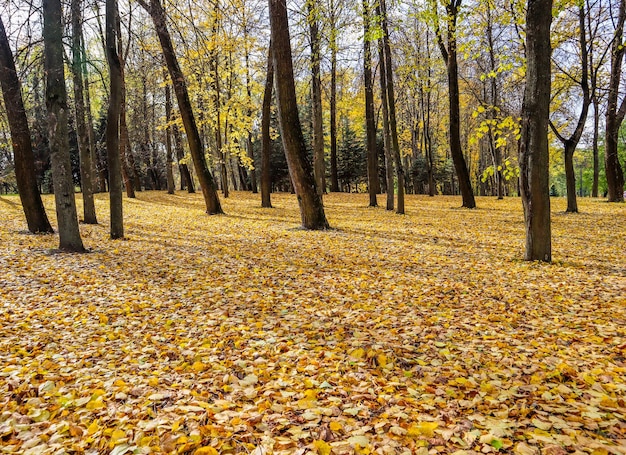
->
<box><xmin>0</xmin><ymin>192</ymin><xmax>624</xmax><ymax>455</ymax></box>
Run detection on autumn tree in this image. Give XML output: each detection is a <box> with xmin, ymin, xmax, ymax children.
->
<box><xmin>71</xmin><ymin>0</ymin><xmax>97</xmax><ymax>223</ymax></box>
<box><xmin>519</xmin><ymin>0</ymin><xmax>553</xmax><ymax>261</ymax></box>
<box><xmin>605</xmin><ymin>0</ymin><xmax>626</xmax><ymax>202</ymax></box>
<box><xmin>433</xmin><ymin>0</ymin><xmax>476</xmax><ymax>208</ymax></box>
<box><xmin>363</xmin><ymin>0</ymin><xmax>378</xmax><ymax>206</ymax></box>
<box><xmin>261</xmin><ymin>45</ymin><xmax>274</xmax><ymax>208</ymax></box>
<box><xmin>269</xmin><ymin>0</ymin><xmax>329</xmax><ymax>229</ymax></box>
<box><xmin>137</xmin><ymin>0</ymin><xmax>223</xmax><ymax>214</ymax></box>
<box><xmin>550</xmin><ymin>4</ymin><xmax>591</xmax><ymax>213</ymax></box>
<box><xmin>0</xmin><ymin>17</ymin><xmax>53</xmax><ymax>234</ymax></box>
<box><xmin>43</xmin><ymin>0</ymin><xmax>85</xmax><ymax>251</ymax></box>
<box><xmin>105</xmin><ymin>0</ymin><xmax>124</xmax><ymax>239</ymax></box>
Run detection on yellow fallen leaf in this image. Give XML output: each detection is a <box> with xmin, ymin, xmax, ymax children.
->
<box><xmin>408</xmin><ymin>421</ymin><xmax>439</xmax><ymax>438</ymax></box>
<box><xmin>194</xmin><ymin>447</ymin><xmax>219</xmax><ymax>455</ymax></box>
<box><xmin>329</xmin><ymin>421</ymin><xmax>343</xmax><ymax>432</ymax></box>
<box><xmin>349</xmin><ymin>348</ymin><xmax>365</xmax><ymax>359</ymax></box>
<box><xmin>313</xmin><ymin>439</ymin><xmax>332</xmax><ymax>455</ymax></box>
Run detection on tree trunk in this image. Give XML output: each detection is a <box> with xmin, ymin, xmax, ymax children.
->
<box><xmin>269</xmin><ymin>0</ymin><xmax>329</xmax><ymax>229</ymax></box>
<box><xmin>82</xmin><ymin>42</ymin><xmax>104</xmax><ymax>193</ymax></box>
<box><xmin>0</xmin><ymin>17</ymin><xmax>53</xmax><ymax>233</ymax></box>
<box><xmin>378</xmin><ymin>34</ymin><xmax>394</xmax><ymax>211</ymax></box>
<box><xmin>327</xmin><ymin>0</ymin><xmax>341</xmax><ymax>194</ymax></box>
<box><xmin>71</xmin><ymin>0</ymin><xmax>97</xmax><ymax>224</ymax></box>
<box><xmin>119</xmin><ymin>95</ymin><xmax>136</xmax><ymax>198</ymax></box>
<box><xmin>379</xmin><ymin>0</ymin><xmax>405</xmax><ymax>214</ymax></box>
<box><xmin>261</xmin><ymin>44</ymin><xmax>274</xmax><ymax>208</ymax></box>
<box><xmin>605</xmin><ymin>0</ymin><xmax>626</xmax><ymax>202</ymax></box>
<box><xmin>173</xmin><ymin>123</ymin><xmax>194</xmax><ymax>193</ymax></box>
<box><xmin>435</xmin><ymin>0</ymin><xmax>476</xmax><ymax>208</ymax></box>
<box><xmin>363</xmin><ymin>0</ymin><xmax>378</xmax><ymax>207</ymax></box>
<box><xmin>519</xmin><ymin>0</ymin><xmax>552</xmax><ymax>262</ymax></box>
<box><xmin>308</xmin><ymin>0</ymin><xmax>325</xmax><ymax>196</ymax></box>
<box><xmin>43</xmin><ymin>0</ymin><xmax>86</xmax><ymax>251</ymax></box>
<box><xmin>138</xmin><ymin>0</ymin><xmax>222</xmax><ymax>214</ymax></box>
<box><xmin>105</xmin><ymin>0</ymin><xmax>124</xmax><ymax>239</ymax></box>
<box><xmin>591</xmin><ymin>97</ymin><xmax>599</xmax><ymax>197</ymax></box>
<box><xmin>564</xmin><ymin>142</ymin><xmax>578</xmax><ymax>212</ymax></box>
<box><xmin>165</xmin><ymin>81</ymin><xmax>175</xmax><ymax>194</ymax></box>
<box><xmin>244</xmin><ymin>36</ymin><xmax>258</xmax><ymax>194</ymax></box>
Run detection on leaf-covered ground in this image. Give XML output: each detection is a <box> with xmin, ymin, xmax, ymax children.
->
<box><xmin>0</xmin><ymin>191</ymin><xmax>625</xmax><ymax>455</ymax></box>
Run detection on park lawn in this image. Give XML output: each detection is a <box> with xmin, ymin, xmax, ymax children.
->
<box><xmin>0</xmin><ymin>191</ymin><xmax>624</xmax><ymax>455</ymax></box>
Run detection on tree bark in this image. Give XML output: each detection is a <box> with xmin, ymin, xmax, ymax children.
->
<box><xmin>363</xmin><ymin>0</ymin><xmax>378</xmax><ymax>207</ymax></box>
<box><xmin>173</xmin><ymin>122</ymin><xmax>194</xmax><ymax>193</ymax></box>
<box><xmin>269</xmin><ymin>0</ymin><xmax>329</xmax><ymax>229</ymax></box>
<box><xmin>379</xmin><ymin>0</ymin><xmax>405</xmax><ymax>214</ymax></box>
<box><xmin>329</xmin><ymin>3</ymin><xmax>339</xmax><ymax>193</ymax></box>
<box><xmin>43</xmin><ymin>0</ymin><xmax>86</xmax><ymax>251</ymax></box>
<box><xmin>261</xmin><ymin>44</ymin><xmax>274</xmax><ymax>208</ymax></box>
<box><xmin>605</xmin><ymin>0</ymin><xmax>626</xmax><ymax>202</ymax></box>
<box><xmin>105</xmin><ymin>0</ymin><xmax>124</xmax><ymax>239</ymax></box>
<box><xmin>519</xmin><ymin>0</ymin><xmax>553</xmax><ymax>262</ymax></box>
<box><xmin>244</xmin><ymin>41</ymin><xmax>258</xmax><ymax>193</ymax></box>
<box><xmin>71</xmin><ymin>0</ymin><xmax>97</xmax><ymax>224</ymax></box>
<box><xmin>378</xmin><ymin>33</ymin><xmax>394</xmax><ymax>211</ymax></box>
<box><xmin>165</xmin><ymin>81</ymin><xmax>175</xmax><ymax>194</ymax></box>
<box><xmin>435</xmin><ymin>0</ymin><xmax>476</xmax><ymax>208</ymax></box>
<box><xmin>308</xmin><ymin>0</ymin><xmax>325</xmax><ymax>196</ymax></box>
<box><xmin>138</xmin><ymin>0</ymin><xmax>222</xmax><ymax>214</ymax></box>
<box><xmin>0</xmin><ymin>17</ymin><xmax>53</xmax><ymax>233</ymax></box>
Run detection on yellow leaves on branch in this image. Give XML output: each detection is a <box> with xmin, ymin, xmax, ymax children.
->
<box><xmin>0</xmin><ymin>192</ymin><xmax>624</xmax><ymax>454</ymax></box>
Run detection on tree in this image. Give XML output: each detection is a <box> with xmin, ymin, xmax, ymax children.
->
<box><xmin>433</xmin><ymin>0</ymin><xmax>476</xmax><ymax>208</ymax></box>
<box><xmin>363</xmin><ymin>0</ymin><xmax>378</xmax><ymax>206</ymax></box>
<box><xmin>105</xmin><ymin>0</ymin><xmax>124</xmax><ymax>239</ymax></box>
<box><xmin>550</xmin><ymin>4</ymin><xmax>591</xmax><ymax>213</ymax></box>
<box><xmin>378</xmin><ymin>0</ymin><xmax>405</xmax><ymax>214</ymax></box>
<box><xmin>307</xmin><ymin>0</ymin><xmax>325</xmax><ymax>196</ymax></box>
<box><xmin>605</xmin><ymin>0</ymin><xmax>626</xmax><ymax>202</ymax></box>
<box><xmin>165</xmin><ymin>80</ymin><xmax>175</xmax><ymax>194</ymax></box>
<box><xmin>137</xmin><ymin>0</ymin><xmax>223</xmax><ymax>214</ymax></box>
<box><xmin>0</xmin><ymin>17</ymin><xmax>53</xmax><ymax>234</ymax></box>
<box><xmin>261</xmin><ymin>44</ymin><xmax>274</xmax><ymax>208</ymax></box>
<box><xmin>519</xmin><ymin>0</ymin><xmax>553</xmax><ymax>261</ymax></box>
<box><xmin>269</xmin><ymin>0</ymin><xmax>329</xmax><ymax>229</ymax></box>
<box><xmin>43</xmin><ymin>0</ymin><xmax>86</xmax><ymax>251</ymax></box>
<box><xmin>70</xmin><ymin>0</ymin><xmax>97</xmax><ymax>223</ymax></box>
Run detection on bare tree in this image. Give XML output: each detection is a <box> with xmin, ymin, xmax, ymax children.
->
<box><xmin>0</xmin><ymin>17</ymin><xmax>53</xmax><ymax>234</ymax></box>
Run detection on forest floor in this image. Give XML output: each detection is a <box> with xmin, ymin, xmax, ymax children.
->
<box><xmin>0</xmin><ymin>191</ymin><xmax>625</xmax><ymax>455</ymax></box>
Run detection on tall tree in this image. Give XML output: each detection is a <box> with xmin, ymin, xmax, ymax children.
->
<box><xmin>0</xmin><ymin>17</ymin><xmax>53</xmax><ymax>234</ymax></box>
<box><xmin>379</xmin><ymin>0</ymin><xmax>405</xmax><ymax>214</ymax></box>
<box><xmin>261</xmin><ymin>44</ymin><xmax>274</xmax><ymax>209</ymax></box>
<box><xmin>137</xmin><ymin>0</ymin><xmax>223</xmax><ymax>214</ymax></box>
<box><xmin>43</xmin><ymin>0</ymin><xmax>86</xmax><ymax>251</ymax></box>
<box><xmin>550</xmin><ymin>5</ymin><xmax>590</xmax><ymax>213</ymax></box>
<box><xmin>434</xmin><ymin>0</ymin><xmax>476</xmax><ymax>208</ymax></box>
<box><xmin>70</xmin><ymin>0</ymin><xmax>97</xmax><ymax>223</ymax></box>
<box><xmin>105</xmin><ymin>0</ymin><xmax>124</xmax><ymax>239</ymax></box>
<box><xmin>519</xmin><ymin>0</ymin><xmax>553</xmax><ymax>261</ymax></box>
<box><xmin>329</xmin><ymin>0</ymin><xmax>340</xmax><ymax>192</ymax></box>
<box><xmin>269</xmin><ymin>0</ymin><xmax>329</xmax><ymax>229</ymax></box>
<box><xmin>363</xmin><ymin>0</ymin><xmax>378</xmax><ymax>206</ymax></box>
<box><xmin>165</xmin><ymin>80</ymin><xmax>175</xmax><ymax>194</ymax></box>
<box><xmin>605</xmin><ymin>0</ymin><xmax>626</xmax><ymax>202</ymax></box>
<box><xmin>308</xmin><ymin>0</ymin><xmax>325</xmax><ymax>196</ymax></box>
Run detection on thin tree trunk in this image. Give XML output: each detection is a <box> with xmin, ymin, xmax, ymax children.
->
<box><xmin>43</xmin><ymin>0</ymin><xmax>86</xmax><ymax>251</ymax></box>
<box><xmin>269</xmin><ymin>0</ymin><xmax>329</xmax><ymax>229</ymax></box>
<box><xmin>173</xmin><ymin>123</ymin><xmax>194</xmax><ymax>192</ymax></box>
<box><xmin>138</xmin><ymin>0</ymin><xmax>222</xmax><ymax>213</ymax></box>
<box><xmin>244</xmin><ymin>35</ymin><xmax>258</xmax><ymax>193</ymax></box>
<box><xmin>378</xmin><ymin>34</ymin><xmax>394</xmax><ymax>211</ymax></box>
<box><xmin>105</xmin><ymin>0</ymin><xmax>124</xmax><ymax>239</ymax></box>
<box><xmin>435</xmin><ymin>0</ymin><xmax>476</xmax><ymax>208</ymax></box>
<box><xmin>165</xmin><ymin>80</ymin><xmax>175</xmax><ymax>194</ymax></box>
<box><xmin>379</xmin><ymin>0</ymin><xmax>405</xmax><ymax>214</ymax></box>
<box><xmin>82</xmin><ymin>41</ymin><xmax>104</xmax><ymax>193</ymax></box>
<box><xmin>261</xmin><ymin>44</ymin><xmax>274</xmax><ymax>208</ymax></box>
<box><xmin>605</xmin><ymin>0</ymin><xmax>626</xmax><ymax>202</ymax></box>
<box><xmin>519</xmin><ymin>0</ymin><xmax>552</xmax><ymax>261</ymax></box>
<box><xmin>308</xmin><ymin>0</ymin><xmax>325</xmax><ymax>195</ymax></box>
<box><xmin>71</xmin><ymin>0</ymin><xmax>97</xmax><ymax>223</ymax></box>
<box><xmin>329</xmin><ymin>8</ymin><xmax>339</xmax><ymax>193</ymax></box>
<box><xmin>363</xmin><ymin>0</ymin><xmax>378</xmax><ymax>206</ymax></box>
<box><xmin>0</xmin><ymin>17</ymin><xmax>53</xmax><ymax>233</ymax></box>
